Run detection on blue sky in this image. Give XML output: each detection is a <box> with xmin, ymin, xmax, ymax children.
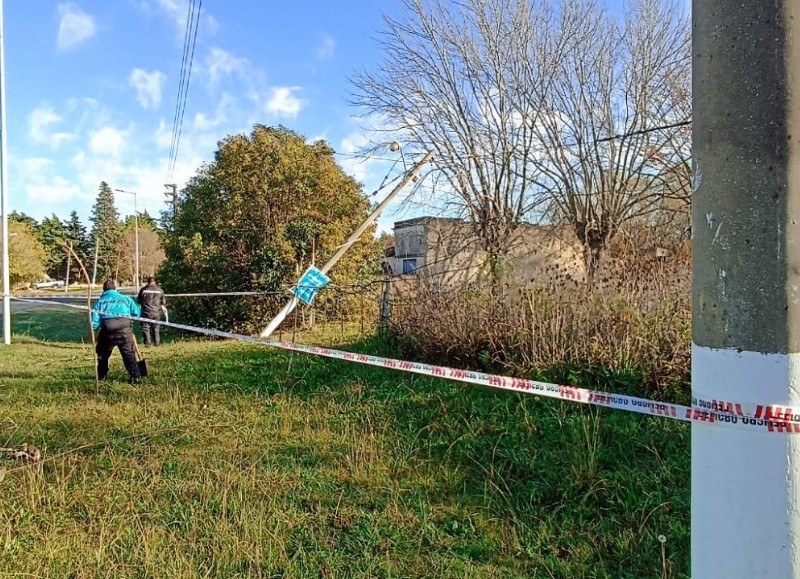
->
<box><xmin>3</xmin><ymin>0</ymin><xmax>407</xmax><ymax>231</ymax></box>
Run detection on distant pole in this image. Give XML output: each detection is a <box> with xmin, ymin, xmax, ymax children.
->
<box><xmin>692</xmin><ymin>0</ymin><xmax>800</xmax><ymax>576</ymax></box>
<box><xmin>0</xmin><ymin>0</ymin><xmax>10</xmax><ymax>345</ymax></box>
<box><xmin>164</xmin><ymin>183</ymin><xmax>178</xmax><ymax>219</ymax></box>
<box><xmin>65</xmin><ymin>241</ymin><xmax>71</xmax><ymax>293</ymax></box>
<box><xmin>133</xmin><ymin>195</ymin><xmax>139</xmax><ymax>288</ymax></box>
<box><xmin>91</xmin><ymin>238</ymin><xmax>99</xmax><ymax>287</ymax></box>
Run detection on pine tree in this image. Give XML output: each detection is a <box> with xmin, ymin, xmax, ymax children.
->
<box><xmin>89</xmin><ymin>181</ymin><xmax>121</xmax><ymax>283</ymax></box>
<box><xmin>37</xmin><ymin>214</ymin><xmax>69</xmax><ymax>280</ymax></box>
<box><xmin>65</xmin><ymin>210</ymin><xmax>90</xmax><ymax>282</ymax></box>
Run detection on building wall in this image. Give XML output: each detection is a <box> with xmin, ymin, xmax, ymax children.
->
<box><xmin>384</xmin><ymin>219</ymin><xmax>586</xmax><ymax>289</ymax></box>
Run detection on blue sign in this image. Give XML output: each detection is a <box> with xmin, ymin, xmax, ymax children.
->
<box><xmin>291</xmin><ymin>266</ymin><xmax>331</xmax><ymax>305</ymax></box>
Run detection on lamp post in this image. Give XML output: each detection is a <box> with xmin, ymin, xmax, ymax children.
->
<box><xmin>114</xmin><ymin>189</ymin><xmax>139</xmax><ymax>289</ymax></box>
<box><xmin>0</xmin><ymin>0</ymin><xmax>10</xmax><ymax>345</ymax></box>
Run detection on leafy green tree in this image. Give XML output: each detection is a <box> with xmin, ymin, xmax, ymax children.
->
<box><xmin>89</xmin><ymin>181</ymin><xmax>121</xmax><ymax>282</ymax></box>
<box><xmin>160</xmin><ymin>124</ymin><xmax>375</xmax><ymax>332</ymax></box>
<box><xmin>2</xmin><ymin>221</ymin><xmax>47</xmax><ymax>288</ymax></box>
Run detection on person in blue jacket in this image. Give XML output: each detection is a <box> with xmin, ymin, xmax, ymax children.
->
<box><xmin>92</xmin><ymin>279</ymin><xmax>143</xmax><ymax>384</ymax></box>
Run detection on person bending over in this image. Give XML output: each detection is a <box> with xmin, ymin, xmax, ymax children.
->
<box><xmin>92</xmin><ymin>279</ymin><xmax>142</xmax><ymax>384</ymax></box>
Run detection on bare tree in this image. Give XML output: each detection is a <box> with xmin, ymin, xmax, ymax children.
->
<box><xmin>352</xmin><ymin>0</ymin><xmax>567</xmax><ymax>279</ymax></box>
<box><xmin>355</xmin><ymin>0</ymin><xmax>691</xmax><ymax>280</ymax></box>
<box><xmin>521</xmin><ymin>0</ymin><xmax>691</xmax><ymax>276</ymax></box>
<box><xmin>116</xmin><ymin>225</ymin><xmax>165</xmax><ymax>284</ymax></box>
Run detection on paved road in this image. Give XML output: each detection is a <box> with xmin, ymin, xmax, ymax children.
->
<box><xmin>11</xmin><ymin>295</ymin><xmax>89</xmax><ymax>313</ymax></box>
<box><xmin>11</xmin><ymin>288</ymin><xmax>139</xmax><ymax>313</ymax></box>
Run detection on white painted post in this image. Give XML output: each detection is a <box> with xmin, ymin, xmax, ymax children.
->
<box><xmin>692</xmin><ymin>0</ymin><xmax>800</xmax><ymax>576</ymax></box>
<box><xmin>0</xmin><ymin>0</ymin><xmax>10</xmax><ymax>345</ymax></box>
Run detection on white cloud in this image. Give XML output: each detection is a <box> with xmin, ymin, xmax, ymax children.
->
<box><xmin>336</xmin><ymin>114</ymin><xmax>401</xmax><ymax>183</ymax></box>
<box><xmin>205</xmin><ymin>47</ymin><xmax>248</xmax><ymax>86</ymax></box>
<box><xmin>338</xmin><ymin>131</ymin><xmax>373</xmax><ymax>182</ymax></box>
<box><xmin>193</xmin><ymin>93</ymin><xmax>234</xmax><ymax>130</ymax></box>
<box><xmin>57</xmin><ymin>3</ymin><xmax>97</xmax><ymax>52</ymax></box>
<box><xmin>21</xmin><ymin>158</ymin><xmax>56</xmax><ymax>173</ymax></box>
<box><xmin>88</xmin><ymin>126</ymin><xmax>129</xmax><ymax>158</ymax></box>
<box><xmin>26</xmin><ymin>176</ymin><xmax>84</xmax><ymax>204</ymax></box>
<box><xmin>28</xmin><ymin>105</ymin><xmax>73</xmax><ymax>146</ymax></box>
<box><xmin>265</xmin><ymin>87</ymin><xmax>305</xmax><ymax>118</ymax></box>
<box><xmin>129</xmin><ymin>69</ymin><xmax>166</xmax><ymax>109</ymax></box>
<box><xmin>317</xmin><ymin>35</ymin><xmax>336</xmax><ymax>59</ymax></box>
<box><xmin>306</xmin><ymin>132</ymin><xmax>328</xmax><ymax>144</ymax></box>
<box><xmin>148</xmin><ymin>0</ymin><xmax>218</xmax><ymax>38</ymax></box>
<box><xmin>154</xmin><ymin>119</ymin><xmax>173</xmax><ymax>149</ymax></box>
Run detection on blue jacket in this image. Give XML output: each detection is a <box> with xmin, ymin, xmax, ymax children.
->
<box><xmin>91</xmin><ymin>289</ymin><xmax>141</xmax><ymax>331</ymax></box>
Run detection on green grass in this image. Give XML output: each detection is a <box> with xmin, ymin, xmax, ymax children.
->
<box><xmin>0</xmin><ymin>308</ymin><xmax>689</xmax><ymax>578</ymax></box>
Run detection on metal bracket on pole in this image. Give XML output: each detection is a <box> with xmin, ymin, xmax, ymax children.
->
<box><xmin>259</xmin><ymin>150</ymin><xmax>434</xmax><ymax>338</ymax></box>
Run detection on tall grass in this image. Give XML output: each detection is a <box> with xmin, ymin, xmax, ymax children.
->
<box><xmin>389</xmin><ymin>253</ymin><xmax>690</xmax><ymax>402</ymax></box>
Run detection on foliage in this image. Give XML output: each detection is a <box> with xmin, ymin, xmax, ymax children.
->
<box><xmin>89</xmin><ymin>181</ymin><xmax>121</xmax><ymax>282</ymax></box>
<box><xmin>9</xmin><ymin>210</ymin><xmax>38</xmax><ymax>229</ymax></box>
<box><xmin>9</xmin><ymin>211</ymin><xmax>92</xmax><ymax>284</ymax></box>
<box><xmin>3</xmin><ymin>221</ymin><xmax>48</xmax><ymax>287</ymax></box>
<box><xmin>1</xmin><ymin>308</ymin><xmax>689</xmax><ymax>577</ymax></box>
<box><xmin>159</xmin><ymin>125</ymin><xmax>376</xmax><ymax>332</ymax></box>
<box><xmin>64</xmin><ymin>211</ymin><xmax>91</xmax><ymax>283</ymax></box>
<box><xmin>36</xmin><ymin>214</ymin><xmax>69</xmax><ymax>280</ymax></box>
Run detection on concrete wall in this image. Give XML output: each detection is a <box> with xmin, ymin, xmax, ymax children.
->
<box><xmin>384</xmin><ymin>219</ymin><xmax>586</xmax><ymax>291</ymax></box>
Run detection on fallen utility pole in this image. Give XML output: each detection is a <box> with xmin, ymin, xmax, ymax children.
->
<box><xmin>260</xmin><ymin>150</ymin><xmax>434</xmax><ymax>338</ymax></box>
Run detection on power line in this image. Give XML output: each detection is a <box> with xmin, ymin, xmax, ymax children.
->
<box><xmin>166</xmin><ymin>0</ymin><xmax>202</xmax><ymax>181</ymax></box>
<box><xmin>166</xmin><ymin>1</ymin><xmax>193</xmax><ymax>180</ymax></box>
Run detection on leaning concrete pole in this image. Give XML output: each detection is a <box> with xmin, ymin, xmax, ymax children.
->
<box><xmin>693</xmin><ymin>1</ymin><xmax>800</xmax><ymax>577</ymax></box>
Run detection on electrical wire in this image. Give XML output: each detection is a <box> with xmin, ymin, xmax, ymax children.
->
<box><xmin>166</xmin><ymin>0</ymin><xmax>202</xmax><ymax>181</ymax></box>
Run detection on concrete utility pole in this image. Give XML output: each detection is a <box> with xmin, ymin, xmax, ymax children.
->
<box><xmin>164</xmin><ymin>183</ymin><xmax>178</xmax><ymax>218</ymax></box>
<box><xmin>693</xmin><ymin>1</ymin><xmax>800</xmax><ymax>576</ymax></box>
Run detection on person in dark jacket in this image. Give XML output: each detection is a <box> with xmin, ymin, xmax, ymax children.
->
<box><xmin>137</xmin><ymin>276</ymin><xmax>167</xmax><ymax>346</ymax></box>
<box><xmin>92</xmin><ymin>279</ymin><xmax>142</xmax><ymax>384</ymax></box>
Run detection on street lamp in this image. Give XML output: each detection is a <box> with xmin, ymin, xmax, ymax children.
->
<box><xmin>114</xmin><ymin>188</ymin><xmax>140</xmax><ymax>289</ymax></box>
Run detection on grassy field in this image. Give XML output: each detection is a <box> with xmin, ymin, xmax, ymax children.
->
<box><xmin>0</xmin><ymin>308</ymin><xmax>689</xmax><ymax>578</ymax></box>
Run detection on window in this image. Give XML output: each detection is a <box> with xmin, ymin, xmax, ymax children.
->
<box><xmin>402</xmin><ymin>258</ymin><xmax>417</xmax><ymax>274</ymax></box>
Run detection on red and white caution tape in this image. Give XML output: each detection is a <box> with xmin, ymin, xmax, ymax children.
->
<box><xmin>11</xmin><ymin>296</ymin><xmax>800</xmax><ymax>434</ymax></box>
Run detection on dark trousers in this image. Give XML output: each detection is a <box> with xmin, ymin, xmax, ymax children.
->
<box><xmin>96</xmin><ymin>327</ymin><xmax>139</xmax><ymax>380</ymax></box>
<box><xmin>140</xmin><ymin>319</ymin><xmax>161</xmax><ymax>346</ymax></box>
